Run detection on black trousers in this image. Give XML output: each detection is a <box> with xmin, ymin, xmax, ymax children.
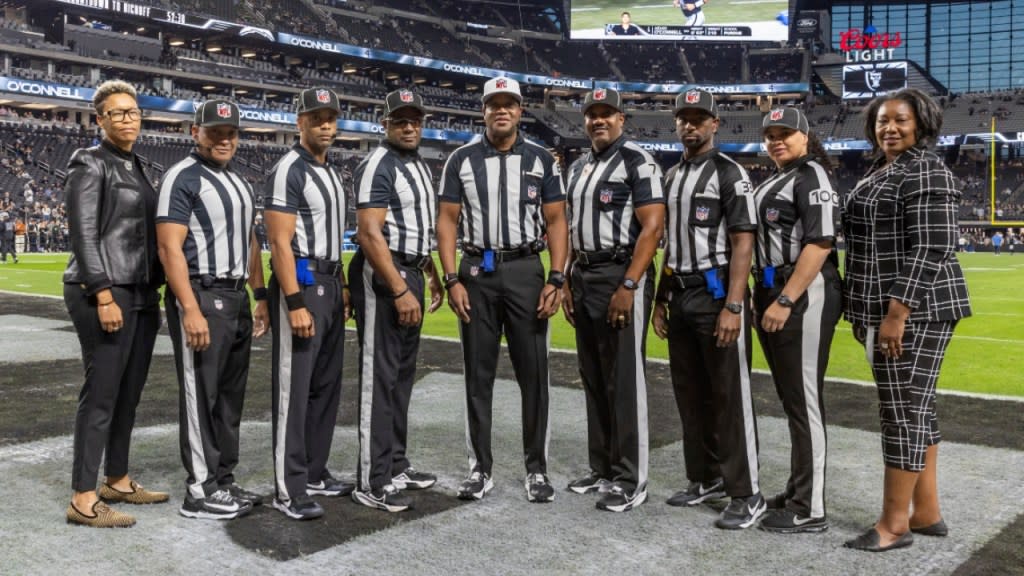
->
<box><xmin>1</xmin><ymin>233</ymin><xmax>15</xmax><ymax>261</ymax></box>
<box><xmin>349</xmin><ymin>250</ymin><xmax>425</xmax><ymax>491</ymax></box>
<box><xmin>268</xmin><ymin>270</ymin><xmax>345</xmax><ymax>505</ymax></box>
<box><xmin>166</xmin><ymin>283</ymin><xmax>253</xmax><ymax>499</ymax></box>
<box><xmin>458</xmin><ymin>253</ymin><xmax>550</xmax><ymax>477</ymax></box>
<box><xmin>666</xmin><ymin>281</ymin><xmax>760</xmax><ymax>498</ymax></box>
<box><xmin>571</xmin><ymin>260</ymin><xmax>653</xmax><ymax>492</ymax></box>
<box><xmin>753</xmin><ymin>265</ymin><xmax>842</xmax><ymax>518</ymax></box>
<box><xmin>65</xmin><ymin>283</ymin><xmax>160</xmax><ymax>492</ymax></box>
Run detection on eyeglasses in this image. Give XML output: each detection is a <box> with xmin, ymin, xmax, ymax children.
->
<box><xmin>104</xmin><ymin>108</ymin><xmax>142</xmax><ymax>122</ymax></box>
<box><xmin>388</xmin><ymin>118</ymin><xmax>422</xmax><ymax>128</ymax></box>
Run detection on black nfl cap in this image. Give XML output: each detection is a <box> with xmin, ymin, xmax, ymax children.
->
<box><xmin>194</xmin><ymin>99</ymin><xmax>239</xmax><ymax>128</ymax></box>
<box><xmin>762</xmin><ymin>107</ymin><xmax>809</xmax><ymax>134</ymax></box>
<box><xmin>296</xmin><ymin>87</ymin><xmax>341</xmax><ymax>115</ymax></box>
<box><xmin>674</xmin><ymin>89</ymin><xmax>718</xmax><ymax>118</ymax></box>
<box><xmin>383</xmin><ymin>89</ymin><xmax>426</xmax><ymax>118</ymax></box>
<box><xmin>582</xmin><ymin>88</ymin><xmax>623</xmax><ymax>115</ymax></box>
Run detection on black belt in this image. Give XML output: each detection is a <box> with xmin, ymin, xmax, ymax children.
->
<box><xmin>462</xmin><ymin>243</ymin><xmax>543</xmax><ymax>263</ymax></box>
<box><xmin>303</xmin><ymin>257</ymin><xmax>343</xmax><ymax>276</ymax></box>
<box><xmin>753</xmin><ymin>264</ymin><xmax>796</xmax><ymax>285</ymax></box>
<box><xmin>666</xmin><ymin>266</ymin><xmax>726</xmax><ymax>290</ymax></box>
<box><xmin>191</xmin><ymin>275</ymin><xmax>247</xmax><ymax>291</ymax></box>
<box><xmin>575</xmin><ymin>246</ymin><xmax>632</xmax><ymax>268</ymax></box>
<box><xmin>391</xmin><ymin>250</ymin><xmax>432</xmax><ymax>271</ymax></box>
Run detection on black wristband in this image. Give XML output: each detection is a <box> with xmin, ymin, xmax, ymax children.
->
<box><xmin>284</xmin><ymin>291</ymin><xmax>306</xmax><ymax>311</ymax></box>
<box><xmin>547</xmin><ymin>270</ymin><xmax>566</xmax><ymax>289</ymax></box>
<box><xmin>252</xmin><ymin>287</ymin><xmax>268</xmax><ymax>301</ymax></box>
<box><xmin>443</xmin><ymin>272</ymin><xmax>460</xmax><ymax>290</ymax></box>
<box><xmin>393</xmin><ymin>286</ymin><xmax>410</xmax><ymax>299</ymax></box>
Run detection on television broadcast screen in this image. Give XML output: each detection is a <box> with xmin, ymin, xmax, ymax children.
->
<box><xmin>842</xmin><ymin>61</ymin><xmax>908</xmax><ymax>100</ymax></box>
<box><xmin>569</xmin><ymin>0</ymin><xmax>792</xmax><ymax>42</ymax></box>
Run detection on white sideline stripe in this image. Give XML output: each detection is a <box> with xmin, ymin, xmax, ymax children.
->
<box><xmin>177</xmin><ymin>298</ymin><xmax>210</xmax><ymax>500</ymax></box>
<box><xmin>954</xmin><ymin>335</ymin><xmax>1024</xmax><ymax>344</ymax></box>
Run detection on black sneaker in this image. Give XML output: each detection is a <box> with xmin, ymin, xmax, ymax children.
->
<box><xmin>764</xmin><ymin>491</ymin><xmax>789</xmax><ymax>510</ymax></box>
<box><xmin>352</xmin><ymin>484</ymin><xmax>412</xmax><ymax>512</ymax></box>
<box><xmin>566</xmin><ymin>471</ymin><xmax>612</xmax><ymax>495</ymax></box>
<box><xmin>392</xmin><ymin>467</ymin><xmax>437</xmax><ymax>491</ymax></box>
<box><xmin>179</xmin><ymin>489</ymin><xmax>253</xmax><ymax>520</ymax></box>
<box><xmin>596</xmin><ymin>484</ymin><xmax>647</xmax><ymax>513</ymax></box>
<box><xmin>715</xmin><ymin>493</ymin><xmax>767</xmax><ymax>530</ymax></box>
<box><xmin>272</xmin><ymin>494</ymin><xmax>324</xmax><ymax>520</ymax></box>
<box><xmin>525</xmin><ymin>473</ymin><xmax>555</xmax><ymax>503</ymax></box>
<box><xmin>307</xmin><ymin>470</ymin><xmax>355</xmax><ymax>497</ymax></box>
<box><xmin>457</xmin><ymin>471</ymin><xmax>494</xmax><ymax>501</ymax></box>
<box><xmin>665</xmin><ymin>478</ymin><xmax>726</xmax><ymax>507</ymax></box>
<box><xmin>221</xmin><ymin>483</ymin><xmax>263</xmax><ymax>506</ymax></box>
<box><xmin>759</xmin><ymin>509</ymin><xmax>829</xmax><ymax>533</ymax></box>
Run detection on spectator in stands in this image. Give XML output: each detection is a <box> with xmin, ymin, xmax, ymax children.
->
<box><xmin>842</xmin><ymin>88</ymin><xmax>972</xmax><ymax>552</ymax></box>
<box><xmin>63</xmin><ymin>80</ymin><xmax>168</xmax><ymax>528</ymax></box>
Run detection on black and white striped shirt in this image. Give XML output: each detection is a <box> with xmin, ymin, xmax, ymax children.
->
<box><xmin>354</xmin><ymin>142</ymin><xmax>435</xmax><ymax>257</ymax></box>
<box><xmin>264</xmin><ymin>144</ymin><xmax>346</xmax><ymax>262</ymax></box>
<box><xmin>156</xmin><ymin>151</ymin><xmax>255</xmax><ymax>279</ymax></box>
<box><xmin>566</xmin><ymin>137</ymin><xmax>664</xmax><ymax>252</ymax></box>
<box><xmin>753</xmin><ymin>155</ymin><xmax>838</xmax><ymax>270</ymax></box>
<box><xmin>662</xmin><ymin>148</ymin><xmax>756</xmax><ymax>274</ymax></box>
<box><xmin>438</xmin><ymin>133</ymin><xmax>564</xmax><ymax>250</ymax></box>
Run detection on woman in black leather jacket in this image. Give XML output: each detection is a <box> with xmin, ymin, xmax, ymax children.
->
<box><xmin>63</xmin><ymin>81</ymin><xmax>168</xmax><ymax>527</ymax></box>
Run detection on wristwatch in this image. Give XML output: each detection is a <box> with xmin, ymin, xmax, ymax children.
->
<box><xmin>547</xmin><ymin>270</ymin><xmax>566</xmax><ymax>289</ymax></box>
<box><xmin>776</xmin><ymin>294</ymin><xmax>795</xmax><ymax>308</ymax></box>
<box><xmin>443</xmin><ymin>272</ymin><xmax>460</xmax><ymax>289</ymax></box>
<box><xmin>622</xmin><ymin>278</ymin><xmax>639</xmax><ymax>290</ymax></box>
<box><xmin>724</xmin><ymin>301</ymin><xmax>743</xmax><ymax>314</ymax></box>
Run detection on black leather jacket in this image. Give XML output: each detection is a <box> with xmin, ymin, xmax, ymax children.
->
<box><xmin>63</xmin><ymin>140</ymin><xmax>163</xmax><ymax>293</ymax></box>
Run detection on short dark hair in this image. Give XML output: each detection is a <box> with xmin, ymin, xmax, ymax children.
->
<box><xmin>863</xmin><ymin>88</ymin><xmax>943</xmax><ymax>151</ymax></box>
<box><xmin>621</xmin><ymin>11</ymin><xmax>630</xmax><ymax>17</ymax></box>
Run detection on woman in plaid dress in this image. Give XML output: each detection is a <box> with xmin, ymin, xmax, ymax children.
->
<box><xmin>842</xmin><ymin>88</ymin><xmax>972</xmax><ymax>552</ymax></box>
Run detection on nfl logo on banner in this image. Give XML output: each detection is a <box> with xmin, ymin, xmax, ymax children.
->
<box><xmin>400</xmin><ymin>90</ymin><xmax>414</xmax><ymax>103</ymax></box>
<box><xmin>685</xmin><ymin>91</ymin><xmax>700</xmax><ymax>104</ymax></box>
<box><xmin>594</xmin><ymin>88</ymin><xmax>607</xmax><ymax>101</ymax></box>
<box><xmin>216</xmin><ymin>103</ymin><xmax>232</xmax><ymax>118</ymax></box>
<box><xmin>770</xmin><ymin>109</ymin><xmax>784</xmax><ymax>121</ymax></box>
<box><xmin>527</xmin><ymin>185</ymin><xmax>537</xmax><ymax>199</ymax></box>
<box><xmin>695</xmin><ymin>206</ymin><xmax>710</xmax><ymax>221</ymax></box>
<box><xmin>316</xmin><ymin>89</ymin><xmax>331</xmax><ymax>103</ymax></box>
<box><xmin>766</xmin><ymin>208</ymin><xmax>779</xmax><ymax>222</ymax></box>
<box><xmin>496</xmin><ymin>78</ymin><xmax>507</xmax><ymax>89</ymax></box>
<box><xmin>599</xmin><ymin>189</ymin><xmax>613</xmax><ymax>204</ymax></box>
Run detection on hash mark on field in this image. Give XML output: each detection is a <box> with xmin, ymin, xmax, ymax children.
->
<box><xmin>954</xmin><ymin>335</ymin><xmax>1024</xmax><ymax>345</ymax></box>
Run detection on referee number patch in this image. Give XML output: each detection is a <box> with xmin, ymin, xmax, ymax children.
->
<box><xmin>809</xmin><ymin>189</ymin><xmax>837</xmax><ymax>206</ymax></box>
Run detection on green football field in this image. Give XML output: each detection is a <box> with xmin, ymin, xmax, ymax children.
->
<box><xmin>1</xmin><ymin>251</ymin><xmax>1021</xmax><ymax>397</ymax></box>
<box><xmin>569</xmin><ymin>0</ymin><xmax>790</xmax><ymax>32</ymax></box>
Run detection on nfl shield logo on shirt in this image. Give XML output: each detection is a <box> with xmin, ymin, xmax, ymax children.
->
<box><xmin>214</xmin><ymin>299</ymin><xmax>223</xmax><ymax>310</ymax></box>
<box><xmin>599</xmin><ymin>189</ymin><xmax>613</xmax><ymax>204</ymax></box>
<box><xmin>766</xmin><ymin>208</ymin><xmax>779</xmax><ymax>222</ymax></box>
<box><xmin>470</xmin><ymin>266</ymin><xmax>480</xmax><ymax>277</ymax></box>
<box><xmin>317</xmin><ymin>285</ymin><xmax>325</xmax><ymax>296</ymax></box>
<box><xmin>216</xmin><ymin>103</ymin><xmax>232</xmax><ymax>118</ymax></box>
<box><xmin>695</xmin><ymin>206</ymin><xmax>710</xmax><ymax>221</ymax></box>
<box><xmin>685</xmin><ymin>91</ymin><xmax>700</xmax><ymax>104</ymax></box>
<box><xmin>527</xmin><ymin>185</ymin><xmax>537</xmax><ymax>200</ymax></box>
<box><xmin>316</xmin><ymin>89</ymin><xmax>331</xmax><ymax>103</ymax></box>
<box><xmin>400</xmin><ymin>90</ymin><xmax>414</xmax><ymax>103</ymax></box>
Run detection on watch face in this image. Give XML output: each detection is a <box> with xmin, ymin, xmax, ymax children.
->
<box><xmin>623</xmin><ymin>279</ymin><xmax>637</xmax><ymax>290</ymax></box>
<box><xmin>725</xmin><ymin>302</ymin><xmax>742</xmax><ymax>314</ymax></box>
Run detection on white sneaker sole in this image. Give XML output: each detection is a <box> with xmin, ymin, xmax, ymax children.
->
<box><xmin>716</xmin><ymin>502</ymin><xmax>767</xmax><ymax>530</ymax></box>
<box><xmin>667</xmin><ymin>489</ymin><xmax>727</xmax><ymax>507</ymax></box>
<box><xmin>568</xmin><ymin>479</ymin><xmax>612</xmax><ymax>495</ymax></box>
<box><xmin>458</xmin><ymin>478</ymin><xmax>494</xmax><ymax>500</ymax></box>
<box><xmin>392</xmin><ymin>477</ymin><xmax>437</xmax><ymax>491</ymax></box>
<box><xmin>179</xmin><ymin>506</ymin><xmax>245</xmax><ymax>520</ymax></box>
<box><xmin>351</xmin><ymin>490</ymin><xmax>410</xmax><ymax>512</ymax></box>
<box><xmin>598</xmin><ymin>490</ymin><xmax>647</xmax><ymax>512</ymax></box>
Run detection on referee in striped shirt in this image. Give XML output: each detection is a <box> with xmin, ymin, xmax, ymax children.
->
<box><xmin>349</xmin><ymin>89</ymin><xmax>443</xmax><ymax>512</ymax></box>
<box><xmin>754</xmin><ymin>108</ymin><xmax>841</xmax><ymax>533</ymax></box>
<box><xmin>563</xmin><ymin>88</ymin><xmax>664</xmax><ymax>513</ymax></box>
<box><xmin>650</xmin><ymin>90</ymin><xmax>763</xmax><ymax>528</ymax></box>
<box><xmin>157</xmin><ymin>100</ymin><xmax>265</xmax><ymax>520</ymax></box>
<box><xmin>437</xmin><ymin>76</ymin><xmax>568</xmax><ymax>503</ymax></box>
<box><xmin>264</xmin><ymin>87</ymin><xmax>353</xmax><ymax>520</ymax></box>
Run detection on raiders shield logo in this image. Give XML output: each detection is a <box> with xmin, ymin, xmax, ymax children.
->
<box><xmin>527</xmin><ymin>185</ymin><xmax>538</xmax><ymax>199</ymax></box>
<box><xmin>317</xmin><ymin>285</ymin><xmax>325</xmax><ymax>296</ymax></box>
<box><xmin>599</xmin><ymin>189</ymin><xmax>613</xmax><ymax>204</ymax></box>
<box><xmin>770</xmin><ymin>109</ymin><xmax>784</xmax><ymax>121</ymax></box>
<box><xmin>685</xmin><ymin>91</ymin><xmax>700</xmax><ymax>104</ymax></box>
<box><xmin>216</xmin><ymin>103</ymin><xmax>232</xmax><ymax>118</ymax></box>
<box><xmin>400</xmin><ymin>90</ymin><xmax>414</xmax><ymax>102</ymax></box>
<box><xmin>316</xmin><ymin>89</ymin><xmax>331</xmax><ymax>103</ymax></box>
<box><xmin>495</xmin><ymin>78</ymin><xmax>508</xmax><ymax>89</ymax></box>
<box><xmin>214</xmin><ymin>299</ymin><xmax>224</xmax><ymax>310</ymax></box>
<box><xmin>766</xmin><ymin>208</ymin><xmax>780</xmax><ymax>222</ymax></box>
<box><xmin>695</xmin><ymin>206</ymin><xmax>711</xmax><ymax>221</ymax></box>
<box><xmin>593</xmin><ymin>88</ymin><xmax>607</xmax><ymax>101</ymax></box>
<box><xmin>866</xmin><ymin>71</ymin><xmax>883</xmax><ymax>91</ymax></box>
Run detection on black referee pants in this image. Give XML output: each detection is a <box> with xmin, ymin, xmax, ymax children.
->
<box><xmin>0</xmin><ymin>232</ymin><xmax>15</xmax><ymax>261</ymax></box>
<box><xmin>65</xmin><ymin>284</ymin><xmax>160</xmax><ymax>492</ymax></box>
<box><xmin>571</xmin><ymin>260</ymin><xmax>653</xmax><ymax>493</ymax></box>
<box><xmin>166</xmin><ymin>284</ymin><xmax>253</xmax><ymax>499</ymax></box>
<box><xmin>349</xmin><ymin>250</ymin><xmax>425</xmax><ymax>491</ymax></box>
<box><xmin>458</xmin><ymin>253</ymin><xmax>550</xmax><ymax>477</ymax></box>
<box><xmin>753</xmin><ymin>266</ymin><xmax>841</xmax><ymax>518</ymax></box>
<box><xmin>666</xmin><ymin>282</ymin><xmax>760</xmax><ymax>498</ymax></box>
<box><xmin>269</xmin><ymin>270</ymin><xmax>346</xmax><ymax>505</ymax></box>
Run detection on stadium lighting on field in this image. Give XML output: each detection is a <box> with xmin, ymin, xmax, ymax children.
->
<box><xmin>241</xmin><ymin>50</ymin><xmax>256</xmax><ymax>58</ymax></box>
<box><xmin>168</xmin><ymin>39</ymin><xmax>184</xmax><ymax>46</ymax></box>
<box><xmin>207</xmin><ymin>45</ymin><xmax>221</xmax><ymax>52</ymax></box>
